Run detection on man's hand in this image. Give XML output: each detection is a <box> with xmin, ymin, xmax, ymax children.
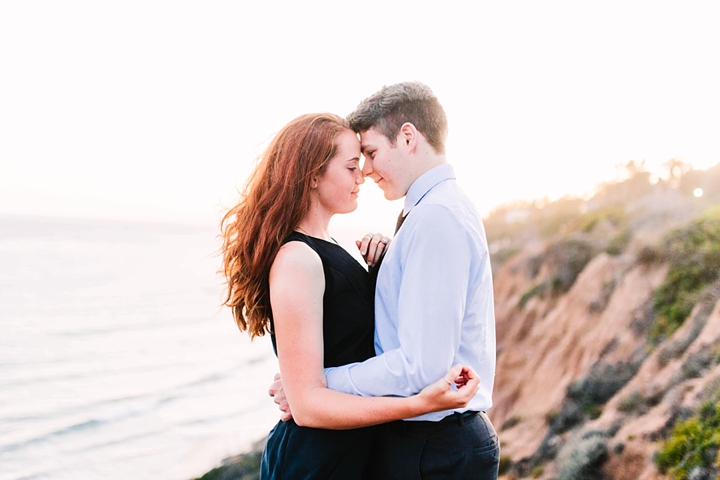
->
<box><xmin>268</xmin><ymin>372</ymin><xmax>293</xmax><ymax>422</ymax></box>
<box><xmin>355</xmin><ymin>232</ymin><xmax>391</xmax><ymax>267</ymax></box>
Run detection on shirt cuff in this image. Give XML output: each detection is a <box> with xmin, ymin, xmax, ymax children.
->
<box><xmin>324</xmin><ymin>364</ymin><xmax>364</xmax><ymax>396</ymax></box>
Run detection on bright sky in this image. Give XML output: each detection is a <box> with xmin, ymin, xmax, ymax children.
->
<box><xmin>2</xmin><ymin>1</ymin><xmax>719</xmax><ymax>235</ymax></box>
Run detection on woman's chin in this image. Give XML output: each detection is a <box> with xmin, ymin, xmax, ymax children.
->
<box><xmin>337</xmin><ymin>201</ymin><xmax>359</xmax><ymax>215</ymax></box>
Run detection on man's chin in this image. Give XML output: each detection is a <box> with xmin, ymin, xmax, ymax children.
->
<box><xmin>382</xmin><ymin>192</ymin><xmax>397</xmax><ymax>201</ymax></box>
<box><xmin>382</xmin><ymin>190</ymin><xmax>403</xmax><ymax>201</ymax></box>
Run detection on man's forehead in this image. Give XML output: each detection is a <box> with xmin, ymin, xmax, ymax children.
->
<box><xmin>359</xmin><ymin>128</ymin><xmax>382</xmax><ymax>150</ymax></box>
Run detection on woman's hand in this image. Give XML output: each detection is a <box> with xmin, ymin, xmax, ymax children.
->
<box><xmin>268</xmin><ymin>372</ymin><xmax>293</xmax><ymax>422</ymax></box>
<box><xmin>355</xmin><ymin>232</ymin><xmax>391</xmax><ymax>267</ymax></box>
<box><xmin>417</xmin><ymin>364</ymin><xmax>480</xmax><ymax>411</ymax></box>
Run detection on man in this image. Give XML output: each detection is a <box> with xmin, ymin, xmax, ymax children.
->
<box><xmin>274</xmin><ymin>81</ymin><xmax>499</xmax><ymax>479</ymax></box>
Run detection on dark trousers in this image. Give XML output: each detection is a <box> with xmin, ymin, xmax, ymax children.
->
<box><xmin>371</xmin><ymin>411</ymin><xmax>500</xmax><ymax>480</ymax></box>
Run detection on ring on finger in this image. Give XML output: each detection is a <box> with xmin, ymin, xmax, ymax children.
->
<box><xmin>380</xmin><ymin>238</ymin><xmax>388</xmax><ymax>244</ymax></box>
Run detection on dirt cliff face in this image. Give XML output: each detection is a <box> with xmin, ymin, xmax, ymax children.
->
<box><xmin>483</xmin><ymin>163</ymin><xmax>720</xmax><ymax>479</ymax></box>
<box><xmin>487</xmin><ymin>208</ymin><xmax>720</xmax><ymax>479</ymax></box>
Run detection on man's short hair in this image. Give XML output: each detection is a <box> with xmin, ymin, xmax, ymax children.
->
<box><xmin>347</xmin><ymin>81</ymin><xmax>448</xmax><ymax>154</ymax></box>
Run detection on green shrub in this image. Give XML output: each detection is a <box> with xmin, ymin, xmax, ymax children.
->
<box><xmin>551</xmin><ymin>358</ymin><xmax>644</xmax><ymax>434</ymax></box>
<box><xmin>605</xmin><ymin>228</ymin><xmax>632</xmax><ymax>256</ymax></box>
<box><xmin>491</xmin><ymin>246</ymin><xmax>521</xmax><ymax>270</ymax></box>
<box><xmin>569</xmin><ymin>360</ymin><xmax>643</xmax><ymax>406</ymax></box>
<box><xmin>519</xmin><ymin>283</ymin><xmax>546</xmax><ymax>308</ymax></box>
<box><xmin>545</xmin><ymin>239</ymin><xmax>595</xmax><ymax>293</ymax></box>
<box><xmin>589</xmin><ymin>279</ymin><xmax>617</xmax><ymax>313</ymax></box>
<box><xmin>617</xmin><ymin>390</ymin><xmax>645</xmax><ymax>414</ymax></box>
<box><xmin>521</xmin><ymin>238</ymin><xmax>595</xmax><ymax>297</ymax></box>
<box><xmin>651</xmin><ymin>211</ymin><xmax>720</xmax><ymax>341</ymax></box>
<box><xmin>697</xmin><ymin>377</ymin><xmax>720</xmax><ymax>404</ymax></box>
<box><xmin>584</xmin><ymin>403</ymin><xmax>603</xmax><ymax>419</ymax></box>
<box><xmin>498</xmin><ymin>455</ymin><xmax>512</xmax><ymax>475</ymax></box>
<box><xmin>655</xmin><ymin>401</ymin><xmax>720</xmax><ymax>479</ymax></box>
<box><xmin>679</xmin><ymin>341</ymin><xmax>720</xmax><ymax>381</ymax></box>
<box><xmin>195</xmin><ymin>440</ymin><xmax>264</xmax><ymax>480</ymax></box>
<box><xmin>549</xmin><ymin>401</ymin><xmax>584</xmax><ymax>433</ymax></box>
<box><xmin>502</xmin><ymin>414</ymin><xmax>523</xmax><ymax>430</ymax></box>
<box><xmin>556</xmin><ymin>434</ymin><xmax>609</xmax><ymax>480</ymax></box>
<box><xmin>524</xmin><ymin>253</ymin><xmax>544</xmax><ymax>279</ymax></box>
<box><xmin>630</xmin><ymin>298</ymin><xmax>657</xmax><ymax>337</ymax></box>
<box><xmin>637</xmin><ymin>245</ymin><xmax>660</xmax><ymax>265</ymax></box>
<box><xmin>657</xmin><ymin>308</ymin><xmax>710</xmax><ymax>367</ymax></box>
<box><xmin>574</xmin><ymin>206</ymin><xmax>626</xmax><ymax>234</ymax></box>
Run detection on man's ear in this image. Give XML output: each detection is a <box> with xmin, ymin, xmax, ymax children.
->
<box><xmin>398</xmin><ymin>122</ymin><xmax>418</xmax><ymax>153</ymax></box>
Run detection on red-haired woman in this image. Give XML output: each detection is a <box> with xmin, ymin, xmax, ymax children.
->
<box><xmin>220</xmin><ymin>113</ymin><xmax>479</xmax><ymax>479</ymax></box>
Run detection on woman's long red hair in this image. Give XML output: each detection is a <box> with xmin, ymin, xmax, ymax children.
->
<box><xmin>220</xmin><ymin>113</ymin><xmax>350</xmax><ymax>338</ymax></box>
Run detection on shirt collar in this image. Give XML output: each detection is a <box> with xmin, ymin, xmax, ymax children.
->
<box><xmin>402</xmin><ymin>163</ymin><xmax>455</xmax><ymax>217</ymax></box>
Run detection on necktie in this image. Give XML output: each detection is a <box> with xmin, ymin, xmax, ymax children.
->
<box><xmin>369</xmin><ymin>209</ymin><xmax>406</xmax><ymax>287</ymax></box>
<box><xmin>395</xmin><ymin>210</ymin><xmax>407</xmax><ymax>234</ymax></box>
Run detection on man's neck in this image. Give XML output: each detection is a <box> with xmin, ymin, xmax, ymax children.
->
<box><xmin>408</xmin><ymin>153</ymin><xmax>448</xmax><ymax>188</ymax></box>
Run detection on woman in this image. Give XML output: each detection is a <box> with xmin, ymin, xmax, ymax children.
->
<box><xmin>220</xmin><ymin>113</ymin><xmax>479</xmax><ymax>479</ymax></box>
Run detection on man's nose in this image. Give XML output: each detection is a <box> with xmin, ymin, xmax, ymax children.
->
<box><xmin>361</xmin><ymin>159</ymin><xmax>373</xmax><ymax>177</ymax></box>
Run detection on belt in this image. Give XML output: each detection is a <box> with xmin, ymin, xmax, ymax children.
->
<box><xmin>390</xmin><ymin>411</ymin><xmax>481</xmax><ymax>433</ymax></box>
<box><xmin>437</xmin><ymin>410</ymin><xmax>480</xmax><ymax>425</ymax></box>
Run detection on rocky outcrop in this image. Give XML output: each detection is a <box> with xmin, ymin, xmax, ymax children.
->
<box><xmin>487</xmin><ymin>168</ymin><xmax>720</xmax><ymax>479</ymax></box>
<box><xmin>193</xmin><ymin>439</ymin><xmax>263</xmax><ymax>480</ymax></box>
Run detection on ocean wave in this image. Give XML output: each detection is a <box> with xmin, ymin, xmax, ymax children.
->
<box><xmin>1</xmin><ymin>361</ymin><xmax>179</xmax><ymax>389</ymax></box>
<box><xmin>66</xmin><ymin>427</ymin><xmax>165</xmax><ymax>453</ymax></box>
<box><xmin>1</xmin><ymin>392</ymin><xmax>171</xmax><ymax>425</ymax></box>
<box><xmin>179</xmin><ymin>369</ymin><xmax>236</xmax><ymax>390</ymax></box>
<box><xmin>1</xmin><ymin>397</ymin><xmax>167</xmax><ymax>453</ymax></box>
<box><xmin>48</xmin><ymin>310</ymin><xmax>209</xmax><ymax>339</ymax></box>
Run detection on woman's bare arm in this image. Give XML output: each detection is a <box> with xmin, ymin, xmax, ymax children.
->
<box><xmin>269</xmin><ymin>241</ymin><xmax>478</xmax><ymax>430</ymax></box>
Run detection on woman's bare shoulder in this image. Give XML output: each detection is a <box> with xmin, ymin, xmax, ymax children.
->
<box><xmin>270</xmin><ymin>239</ymin><xmax>325</xmax><ymax>315</ymax></box>
<box><xmin>271</xmin><ymin>240</ymin><xmax>322</xmax><ymax>278</ymax></box>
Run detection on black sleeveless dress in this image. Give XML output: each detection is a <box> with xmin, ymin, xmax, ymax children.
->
<box><xmin>260</xmin><ymin>232</ymin><xmax>377</xmax><ymax>479</ymax></box>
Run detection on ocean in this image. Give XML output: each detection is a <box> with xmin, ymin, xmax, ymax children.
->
<box><xmin>0</xmin><ymin>214</ymin><xmax>295</xmax><ymax>480</ymax></box>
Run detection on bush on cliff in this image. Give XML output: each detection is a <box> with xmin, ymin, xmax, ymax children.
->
<box><xmin>651</xmin><ymin>208</ymin><xmax>720</xmax><ymax>341</ymax></box>
<box><xmin>550</xmin><ymin>357</ymin><xmax>644</xmax><ymax>434</ymax></box>
<box><xmin>517</xmin><ymin>238</ymin><xmax>595</xmax><ymax>309</ymax></box>
<box><xmin>556</xmin><ymin>432</ymin><xmax>609</xmax><ymax>480</ymax></box>
<box><xmin>545</xmin><ymin>238</ymin><xmax>595</xmax><ymax>293</ymax></box>
<box><xmin>194</xmin><ymin>440</ymin><xmax>263</xmax><ymax>480</ymax></box>
<box><xmin>655</xmin><ymin>400</ymin><xmax>720</xmax><ymax>480</ymax></box>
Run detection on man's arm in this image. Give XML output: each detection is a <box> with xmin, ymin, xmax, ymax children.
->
<box><xmin>325</xmin><ymin>205</ymin><xmax>477</xmax><ymax>397</ymax></box>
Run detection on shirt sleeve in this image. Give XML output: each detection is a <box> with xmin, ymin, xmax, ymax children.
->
<box><xmin>325</xmin><ymin>204</ymin><xmax>475</xmax><ymax>397</ymax></box>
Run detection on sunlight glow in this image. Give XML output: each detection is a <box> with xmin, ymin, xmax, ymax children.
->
<box><xmin>1</xmin><ymin>2</ymin><xmax>719</xmax><ymax>227</ymax></box>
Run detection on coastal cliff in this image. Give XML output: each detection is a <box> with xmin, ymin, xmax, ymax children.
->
<box><xmin>487</xmin><ymin>161</ymin><xmax>720</xmax><ymax>479</ymax></box>
<box><xmin>197</xmin><ymin>161</ymin><xmax>720</xmax><ymax>480</ymax></box>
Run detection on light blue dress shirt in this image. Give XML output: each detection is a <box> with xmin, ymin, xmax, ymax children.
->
<box><xmin>325</xmin><ymin>164</ymin><xmax>496</xmax><ymax>421</ymax></box>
